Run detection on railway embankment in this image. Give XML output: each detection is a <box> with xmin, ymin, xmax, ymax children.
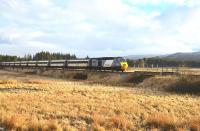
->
<box><xmin>2</xmin><ymin>68</ymin><xmax>200</xmax><ymax>95</ymax></box>
<box><xmin>1</xmin><ymin>67</ymin><xmax>161</xmax><ymax>85</ymax></box>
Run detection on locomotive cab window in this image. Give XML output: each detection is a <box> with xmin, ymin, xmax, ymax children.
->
<box><xmin>117</xmin><ymin>58</ymin><xmax>126</xmax><ymax>62</ymax></box>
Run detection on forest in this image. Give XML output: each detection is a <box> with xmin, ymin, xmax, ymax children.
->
<box><xmin>0</xmin><ymin>51</ymin><xmax>77</xmax><ymax>62</ymax></box>
<box><xmin>127</xmin><ymin>57</ymin><xmax>200</xmax><ymax>68</ymax></box>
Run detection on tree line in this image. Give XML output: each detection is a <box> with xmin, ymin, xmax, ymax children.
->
<box><xmin>127</xmin><ymin>57</ymin><xmax>200</xmax><ymax>68</ymax></box>
<box><xmin>0</xmin><ymin>51</ymin><xmax>77</xmax><ymax>62</ymax></box>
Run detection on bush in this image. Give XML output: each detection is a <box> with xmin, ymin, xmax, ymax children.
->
<box><xmin>73</xmin><ymin>73</ymin><xmax>88</xmax><ymax>80</ymax></box>
<box><xmin>124</xmin><ymin>74</ymin><xmax>153</xmax><ymax>84</ymax></box>
<box><xmin>167</xmin><ymin>75</ymin><xmax>200</xmax><ymax>94</ymax></box>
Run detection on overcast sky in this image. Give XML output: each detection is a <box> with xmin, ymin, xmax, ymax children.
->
<box><xmin>0</xmin><ymin>0</ymin><xmax>200</xmax><ymax>57</ymax></box>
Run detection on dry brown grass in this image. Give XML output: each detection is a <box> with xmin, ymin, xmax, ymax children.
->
<box><xmin>189</xmin><ymin>118</ymin><xmax>200</xmax><ymax>131</ymax></box>
<box><xmin>0</xmin><ymin>115</ymin><xmax>56</xmax><ymax>130</ymax></box>
<box><xmin>146</xmin><ymin>112</ymin><xmax>200</xmax><ymax>131</ymax></box>
<box><xmin>0</xmin><ymin>80</ymin><xmax>19</xmax><ymax>84</ymax></box>
<box><xmin>24</xmin><ymin>79</ymin><xmax>52</xmax><ymax>84</ymax></box>
<box><xmin>92</xmin><ymin>113</ymin><xmax>106</xmax><ymax>126</ymax></box>
<box><xmin>90</xmin><ymin>123</ymin><xmax>106</xmax><ymax>131</ymax></box>
<box><xmin>0</xmin><ymin>71</ymin><xmax>200</xmax><ymax>130</ymax></box>
<box><xmin>109</xmin><ymin>115</ymin><xmax>133</xmax><ymax>130</ymax></box>
<box><xmin>146</xmin><ymin>113</ymin><xmax>177</xmax><ymax>130</ymax></box>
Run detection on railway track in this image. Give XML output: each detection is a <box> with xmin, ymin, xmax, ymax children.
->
<box><xmin>1</xmin><ymin>66</ymin><xmax>179</xmax><ymax>76</ymax></box>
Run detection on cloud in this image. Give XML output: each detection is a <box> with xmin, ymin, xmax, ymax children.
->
<box><xmin>126</xmin><ymin>0</ymin><xmax>200</xmax><ymax>7</ymax></box>
<box><xmin>0</xmin><ymin>37</ymin><xmax>12</xmax><ymax>45</ymax></box>
<box><xmin>0</xmin><ymin>0</ymin><xmax>200</xmax><ymax>57</ymax></box>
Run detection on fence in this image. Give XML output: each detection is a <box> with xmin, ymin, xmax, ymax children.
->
<box><xmin>128</xmin><ymin>67</ymin><xmax>200</xmax><ymax>75</ymax></box>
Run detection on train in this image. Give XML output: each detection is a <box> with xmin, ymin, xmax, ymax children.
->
<box><xmin>0</xmin><ymin>57</ymin><xmax>129</xmax><ymax>72</ymax></box>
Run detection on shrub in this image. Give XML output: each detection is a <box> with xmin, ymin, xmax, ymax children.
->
<box><xmin>124</xmin><ymin>74</ymin><xmax>153</xmax><ymax>84</ymax></box>
<box><xmin>73</xmin><ymin>73</ymin><xmax>88</xmax><ymax>80</ymax></box>
<box><xmin>167</xmin><ymin>75</ymin><xmax>200</xmax><ymax>94</ymax></box>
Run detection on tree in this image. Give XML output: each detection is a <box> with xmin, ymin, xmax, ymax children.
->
<box><xmin>0</xmin><ymin>51</ymin><xmax>77</xmax><ymax>62</ymax></box>
<box><xmin>138</xmin><ymin>59</ymin><xmax>145</xmax><ymax>68</ymax></box>
<box><xmin>86</xmin><ymin>55</ymin><xmax>89</xmax><ymax>59</ymax></box>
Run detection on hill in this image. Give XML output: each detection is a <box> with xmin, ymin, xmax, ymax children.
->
<box><xmin>125</xmin><ymin>54</ymin><xmax>161</xmax><ymax>60</ymax></box>
<box><xmin>125</xmin><ymin>52</ymin><xmax>200</xmax><ymax>62</ymax></box>
<box><xmin>164</xmin><ymin>52</ymin><xmax>200</xmax><ymax>61</ymax></box>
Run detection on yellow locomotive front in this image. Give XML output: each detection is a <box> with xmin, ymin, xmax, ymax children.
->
<box><xmin>120</xmin><ymin>61</ymin><xmax>128</xmax><ymax>71</ymax></box>
<box><xmin>116</xmin><ymin>57</ymin><xmax>128</xmax><ymax>72</ymax></box>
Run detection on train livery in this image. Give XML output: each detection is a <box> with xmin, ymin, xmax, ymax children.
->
<box><xmin>0</xmin><ymin>57</ymin><xmax>128</xmax><ymax>72</ymax></box>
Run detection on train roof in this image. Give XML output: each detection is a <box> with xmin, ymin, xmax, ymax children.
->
<box><xmin>90</xmin><ymin>57</ymin><xmax>124</xmax><ymax>60</ymax></box>
<box><xmin>0</xmin><ymin>57</ymin><xmax>125</xmax><ymax>63</ymax></box>
<box><xmin>67</xmin><ymin>59</ymin><xmax>89</xmax><ymax>61</ymax></box>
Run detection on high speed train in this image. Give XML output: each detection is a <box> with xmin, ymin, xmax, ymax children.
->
<box><xmin>0</xmin><ymin>57</ymin><xmax>128</xmax><ymax>72</ymax></box>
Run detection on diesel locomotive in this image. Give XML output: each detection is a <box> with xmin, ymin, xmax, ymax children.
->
<box><xmin>0</xmin><ymin>57</ymin><xmax>128</xmax><ymax>72</ymax></box>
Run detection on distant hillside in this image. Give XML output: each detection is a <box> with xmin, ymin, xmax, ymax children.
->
<box><xmin>125</xmin><ymin>54</ymin><xmax>161</xmax><ymax>60</ymax></box>
<box><xmin>164</xmin><ymin>52</ymin><xmax>200</xmax><ymax>61</ymax></box>
<box><xmin>126</xmin><ymin>52</ymin><xmax>200</xmax><ymax>61</ymax></box>
<box><xmin>126</xmin><ymin>52</ymin><xmax>200</xmax><ymax>67</ymax></box>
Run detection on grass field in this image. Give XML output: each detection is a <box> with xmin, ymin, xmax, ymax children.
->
<box><xmin>0</xmin><ymin>70</ymin><xmax>200</xmax><ymax>130</ymax></box>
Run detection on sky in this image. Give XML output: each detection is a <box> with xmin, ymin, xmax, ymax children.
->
<box><xmin>0</xmin><ymin>0</ymin><xmax>200</xmax><ymax>57</ymax></box>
